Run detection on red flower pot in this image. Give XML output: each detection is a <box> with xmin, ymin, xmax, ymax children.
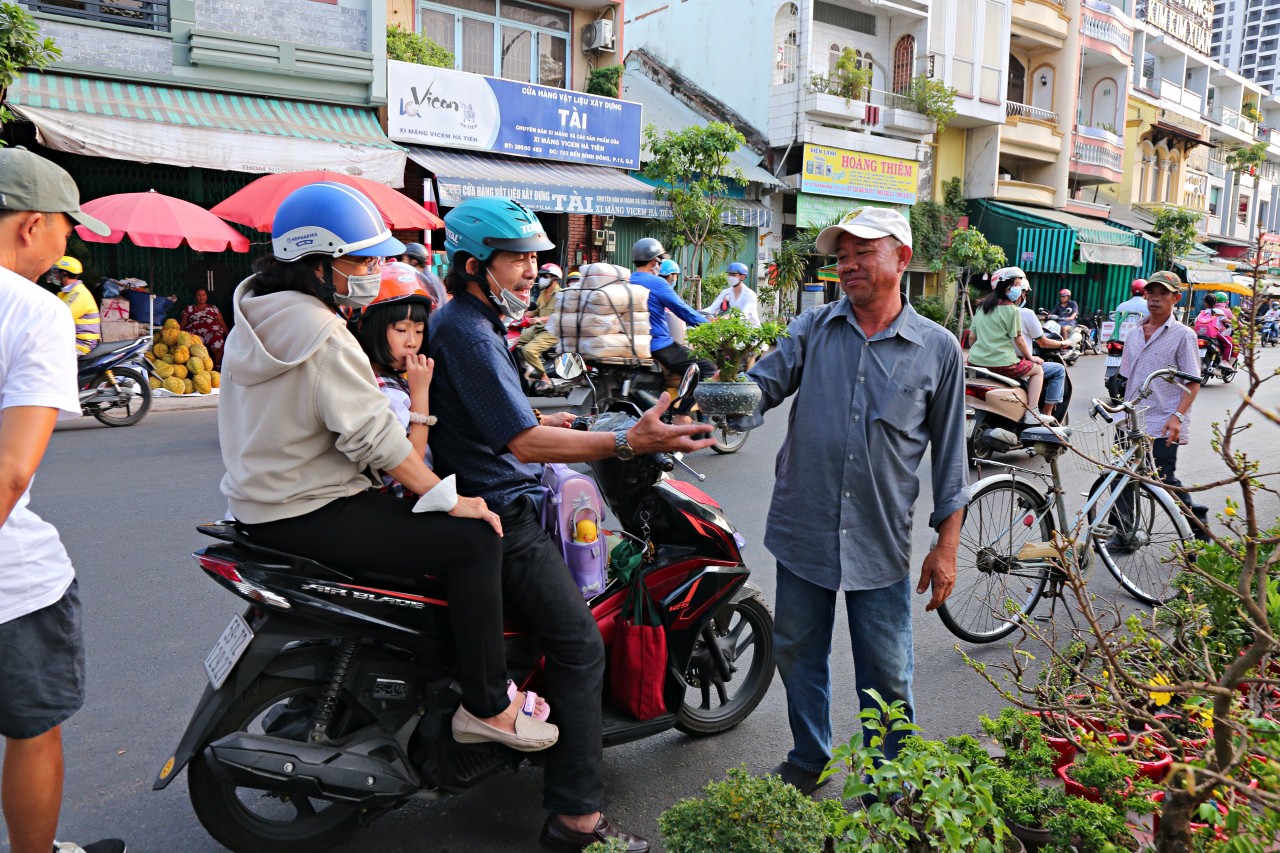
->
<box><xmin>1150</xmin><ymin>713</ymin><xmax>1210</xmax><ymax>753</ymax></box>
<box><xmin>1056</xmin><ymin>763</ymin><xmax>1135</xmax><ymax>804</ymax></box>
<box><xmin>1110</xmin><ymin>732</ymin><xmax>1174</xmax><ymax>783</ymax></box>
<box><xmin>1148</xmin><ymin>790</ymin><xmax>1230</xmax><ymax>841</ymax></box>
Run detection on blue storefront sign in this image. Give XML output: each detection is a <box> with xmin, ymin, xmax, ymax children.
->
<box><xmin>387</xmin><ymin>60</ymin><xmax>643</xmax><ymax>170</ymax></box>
<box><xmin>435</xmin><ymin>177</ymin><xmax>665</xmax><ymax>218</ymax></box>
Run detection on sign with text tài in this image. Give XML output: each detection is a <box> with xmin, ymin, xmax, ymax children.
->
<box><xmin>387</xmin><ymin>60</ymin><xmax>643</xmax><ymax>170</ymax></box>
<box><xmin>799</xmin><ymin>143</ymin><xmax>919</xmax><ymax>205</ymax></box>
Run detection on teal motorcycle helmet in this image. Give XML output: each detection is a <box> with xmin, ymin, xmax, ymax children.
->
<box><xmin>443</xmin><ymin>197</ymin><xmax>554</xmax><ymax>268</ymax></box>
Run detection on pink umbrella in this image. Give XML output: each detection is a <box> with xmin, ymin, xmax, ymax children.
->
<box><xmin>211</xmin><ymin>170</ymin><xmax>443</xmax><ymax>232</ymax></box>
<box><xmin>76</xmin><ymin>190</ymin><xmax>250</xmax><ymax>253</ymax></box>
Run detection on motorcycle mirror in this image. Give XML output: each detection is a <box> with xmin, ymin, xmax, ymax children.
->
<box><xmin>553</xmin><ymin>352</ymin><xmax>586</xmax><ymax>381</ymax></box>
<box><xmin>675</xmin><ymin>364</ymin><xmax>700</xmax><ymax>403</ymax></box>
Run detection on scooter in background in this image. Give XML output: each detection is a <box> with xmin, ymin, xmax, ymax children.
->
<box><xmin>78</xmin><ymin>337</ymin><xmax>153</xmax><ymax>427</ymax></box>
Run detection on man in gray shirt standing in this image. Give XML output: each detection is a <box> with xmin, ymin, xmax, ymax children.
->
<box><xmin>737</xmin><ymin>207</ymin><xmax>969</xmax><ymax>793</ymax></box>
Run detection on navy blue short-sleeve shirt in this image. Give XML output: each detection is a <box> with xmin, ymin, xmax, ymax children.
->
<box><xmin>427</xmin><ymin>291</ymin><xmax>541</xmax><ymax>507</ymax></box>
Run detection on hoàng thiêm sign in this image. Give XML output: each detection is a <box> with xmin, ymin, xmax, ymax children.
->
<box><xmin>799</xmin><ymin>143</ymin><xmax>919</xmax><ymax>205</ymax></box>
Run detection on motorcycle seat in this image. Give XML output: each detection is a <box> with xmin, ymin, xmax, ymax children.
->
<box><xmin>965</xmin><ymin>365</ymin><xmax>1022</xmax><ymax>388</ymax></box>
<box><xmin>80</xmin><ymin>339</ymin><xmax>138</xmax><ymax>359</ymax></box>
<box><xmin>1021</xmin><ymin>425</ymin><xmax>1072</xmax><ymax>446</ymax></box>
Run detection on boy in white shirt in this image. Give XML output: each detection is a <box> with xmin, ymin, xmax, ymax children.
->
<box><xmin>0</xmin><ymin>148</ymin><xmax>124</xmax><ymax>853</ymax></box>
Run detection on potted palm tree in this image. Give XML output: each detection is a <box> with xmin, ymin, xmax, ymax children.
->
<box><xmin>686</xmin><ymin>309</ymin><xmax>787</xmax><ymax>415</ymax></box>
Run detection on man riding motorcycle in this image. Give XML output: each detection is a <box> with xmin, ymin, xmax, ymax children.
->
<box><xmin>517</xmin><ymin>263</ymin><xmax>563</xmax><ymax>392</ymax></box>
<box><xmin>53</xmin><ymin>256</ymin><xmax>100</xmax><ymax>355</ymax></box>
<box><xmin>426</xmin><ymin>197</ymin><xmax>715</xmax><ymax>853</ymax></box>
<box><xmin>1049</xmin><ymin>287</ymin><xmax>1079</xmax><ymax>333</ymax></box>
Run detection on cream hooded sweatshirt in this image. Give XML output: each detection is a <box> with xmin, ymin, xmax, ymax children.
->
<box><xmin>219</xmin><ymin>278</ymin><xmax>414</xmax><ymax>524</ymax></box>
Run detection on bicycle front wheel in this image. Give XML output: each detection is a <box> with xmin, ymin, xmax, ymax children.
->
<box><xmin>1088</xmin><ymin>478</ymin><xmax>1189</xmax><ymax>605</ymax></box>
<box><xmin>940</xmin><ymin>479</ymin><xmax>1055</xmax><ymax>643</ymax></box>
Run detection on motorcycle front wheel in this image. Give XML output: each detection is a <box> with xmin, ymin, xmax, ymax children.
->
<box><xmin>87</xmin><ymin>366</ymin><xmax>151</xmax><ymax>427</ymax></box>
<box><xmin>187</xmin><ymin>676</ymin><xmax>378</xmax><ymax>853</ymax></box>
<box><xmin>676</xmin><ymin>591</ymin><xmax>775</xmax><ymax>735</ymax></box>
<box><xmin>709</xmin><ymin>419</ymin><xmax>750</xmax><ymax>454</ymax></box>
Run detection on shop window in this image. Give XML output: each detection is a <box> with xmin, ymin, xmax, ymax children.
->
<box><xmin>893</xmin><ymin>35</ymin><xmax>915</xmax><ymax>95</ymax></box>
<box><xmin>28</xmin><ymin>0</ymin><xmax>169</xmax><ymax>31</ymax></box>
<box><xmin>829</xmin><ymin>43</ymin><xmax>843</xmax><ymax>76</ymax></box>
<box><xmin>420</xmin><ymin>0</ymin><xmax>570</xmax><ymax>87</ymax></box>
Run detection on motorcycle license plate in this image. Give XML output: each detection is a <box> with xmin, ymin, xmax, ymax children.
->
<box><xmin>204</xmin><ymin>614</ymin><xmax>253</xmax><ymax>690</ymax></box>
<box><xmin>1104</xmin><ymin>355</ymin><xmax>1122</xmax><ymax>368</ymax></box>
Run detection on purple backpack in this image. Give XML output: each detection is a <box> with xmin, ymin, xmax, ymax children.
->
<box><xmin>541</xmin><ymin>463</ymin><xmax>608</xmax><ymax>599</ymax></box>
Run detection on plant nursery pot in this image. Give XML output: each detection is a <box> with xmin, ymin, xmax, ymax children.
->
<box><xmin>693</xmin><ymin>379</ymin><xmax>762</xmax><ymax>416</ymax></box>
<box><xmin>1148</xmin><ymin>791</ymin><xmax>1230</xmax><ymax>842</ymax></box>
<box><xmin>1030</xmin><ymin>712</ymin><xmax>1079</xmax><ymax>769</ymax></box>
<box><xmin>1012</xmin><ymin>823</ymin><xmax>1051</xmax><ymax>853</ymax></box>
<box><xmin>1109</xmin><ymin>732</ymin><xmax>1173</xmax><ymax>783</ymax></box>
<box><xmin>1150</xmin><ymin>713</ymin><xmax>1210</xmax><ymax>752</ymax></box>
<box><xmin>1056</xmin><ymin>763</ymin><xmax>1134</xmax><ymax>804</ymax></box>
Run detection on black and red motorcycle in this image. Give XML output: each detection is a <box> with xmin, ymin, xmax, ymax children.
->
<box><xmin>153</xmin><ymin>389</ymin><xmax>774</xmax><ymax>852</ymax></box>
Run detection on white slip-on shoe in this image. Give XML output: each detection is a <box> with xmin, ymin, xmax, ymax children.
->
<box><xmin>451</xmin><ymin>704</ymin><xmax>559</xmax><ymax>751</ymax></box>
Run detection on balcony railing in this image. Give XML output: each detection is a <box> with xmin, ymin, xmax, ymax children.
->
<box><xmin>1074</xmin><ymin>138</ymin><xmax>1124</xmax><ymax>171</ymax></box>
<box><xmin>1080</xmin><ymin>0</ymin><xmax>1131</xmax><ymax>51</ymax></box>
<box><xmin>1211</xmin><ymin>106</ymin><xmax>1257</xmax><ymax>134</ymax></box>
<box><xmin>26</xmin><ymin>0</ymin><xmax>169</xmax><ymax>31</ymax></box>
<box><xmin>1006</xmin><ymin>101</ymin><xmax>1059</xmax><ymax>122</ymax></box>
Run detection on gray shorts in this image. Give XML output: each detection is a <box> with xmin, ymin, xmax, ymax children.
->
<box><xmin>0</xmin><ymin>580</ymin><xmax>85</xmax><ymax>739</ymax></box>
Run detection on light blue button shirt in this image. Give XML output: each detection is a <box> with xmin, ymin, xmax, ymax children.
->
<box><xmin>742</xmin><ymin>297</ymin><xmax>971</xmax><ymax>591</ymax></box>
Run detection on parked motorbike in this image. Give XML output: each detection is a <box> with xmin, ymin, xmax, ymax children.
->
<box><xmin>575</xmin><ymin>358</ymin><xmax>749</xmax><ymax>454</ymax></box>
<box><xmin>78</xmin><ymin>337</ymin><xmax>153</xmax><ymax>427</ymax></box>
<box><xmin>964</xmin><ymin>344</ymin><xmax>1073</xmax><ymax>464</ymax></box>
<box><xmin>1198</xmin><ymin>333</ymin><xmax>1240</xmax><ymax>383</ymax></box>
<box><xmin>154</xmin><ymin>367</ymin><xmax>774</xmax><ymax>852</ymax></box>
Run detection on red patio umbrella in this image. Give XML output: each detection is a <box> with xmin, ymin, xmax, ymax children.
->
<box><xmin>211</xmin><ymin>171</ymin><xmax>443</xmax><ymax>233</ymax></box>
<box><xmin>76</xmin><ymin>190</ymin><xmax>251</xmax><ymax>253</ymax></box>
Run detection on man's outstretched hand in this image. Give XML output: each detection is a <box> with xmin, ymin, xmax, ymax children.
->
<box><xmin>627</xmin><ymin>392</ymin><xmax>718</xmax><ymax>454</ymax></box>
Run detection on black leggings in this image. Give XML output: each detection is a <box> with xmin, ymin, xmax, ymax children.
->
<box><xmin>239</xmin><ymin>490</ymin><xmax>510</xmax><ymax>718</ymax></box>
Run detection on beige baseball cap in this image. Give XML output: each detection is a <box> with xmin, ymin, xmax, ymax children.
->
<box><xmin>815</xmin><ymin>206</ymin><xmax>913</xmax><ymax>254</ymax></box>
<box><xmin>0</xmin><ymin>147</ymin><xmax>109</xmax><ymax>236</ymax></box>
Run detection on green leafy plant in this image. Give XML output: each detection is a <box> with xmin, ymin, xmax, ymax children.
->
<box><xmin>1042</xmin><ymin>796</ymin><xmax>1134</xmax><ymax>853</ymax></box>
<box><xmin>642</xmin><ymin>122</ymin><xmax>747</xmax><ymax>305</ymax></box>
<box><xmin>1066</xmin><ymin>747</ymin><xmax>1156</xmax><ymax>813</ymax></box>
<box><xmin>1096</xmin><ymin>120</ymin><xmax>1119</xmax><ymax>135</ymax></box>
<box><xmin>911</xmin><ymin>294</ymin><xmax>947</xmax><ymax>325</ymax></box>
<box><xmin>686</xmin><ymin>309</ymin><xmax>787</xmax><ymax>383</ymax></box>
<box><xmin>902</xmin><ymin>75</ymin><xmax>958</xmax><ymax>132</ymax></box>
<box><xmin>809</xmin><ymin>48</ymin><xmax>871</xmax><ymax>103</ymax></box>
<box><xmin>657</xmin><ymin>765</ymin><xmax>830</xmax><ymax>853</ymax></box>
<box><xmin>582</xmin><ymin>839</ymin><xmax>633</xmax><ymax>853</ymax></box>
<box><xmin>985</xmin><ymin>763</ymin><xmax>1069</xmax><ymax>829</ymax></box>
<box><xmin>585</xmin><ymin>64</ymin><xmax>623</xmax><ymax>98</ymax></box>
<box><xmin>386</xmin><ymin>24</ymin><xmax>453</xmax><ymax>68</ymax></box>
<box><xmin>825</xmin><ymin>691</ymin><xmax>1012</xmax><ymax>853</ymax></box>
<box><xmin>978</xmin><ymin>707</ymin><xmax>1058</xmax><ymax>778</ymax></box>
<box><xmin>1152</xmin><ymin>207</ymin><xmax>1202</xmax><ymax>271</ymax></box>
<box><xmin>0</xmin><ymin>3</ymin><xmax>61</xmax><ymax>140</ymax></box>
<box><xmin>910</xmin><ymin>177</ymin><xmax>968</xmax><ymax>272</ymax></box>
<box><xmin>941</xmin><ymin>227</ymin><xmax>1006</xmax><ymax>339</ymax></box>
<box><xmin>1242</xmin><ymin>101</ymin><xmax>1263</xmax><ymax>123</ymax></box>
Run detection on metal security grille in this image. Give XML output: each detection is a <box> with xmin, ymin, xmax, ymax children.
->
<box><xmin>28</xmin><ymin>0</ymin><xmax>169</xmax><ymax>31</ymax></box>
<box><xmin>814</xmin><ymin>1</ymin><xmax>876</xmax><ymax>35</ymax></box>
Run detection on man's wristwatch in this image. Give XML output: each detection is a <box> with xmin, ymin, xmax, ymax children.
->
<box><xmin>1172</xmin><ymin>412</ymin><xmax>1187</xmax><ymax>425</ymax></box>
<box><xmin>614</xmin><ymin>429</ymin><xmax>636</xmax><ymax>461</ymax></box>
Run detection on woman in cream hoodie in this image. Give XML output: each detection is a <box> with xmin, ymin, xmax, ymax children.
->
<box><xmin>218</xmin><ymin>183</ymin><xmax>558</xmax><ymax>753</ymax></box>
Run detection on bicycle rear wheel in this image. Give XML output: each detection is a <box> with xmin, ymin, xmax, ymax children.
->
<box><xmin>939</xmin><ymin>479</ymin><xmax>1055</xmax><ymax>643</ymax></box>
<box><xmin>1088</xmin><ymin>478</ymin><xmax>1188</xmax><ymax>605</ymax></box>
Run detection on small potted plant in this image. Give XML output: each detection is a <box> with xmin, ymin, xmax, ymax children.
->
<box><xmin>1042</xmin><ymin>796</ymin><xmax>1138</xmax><ymax>853</ymax></box>
<box><xmin>657</xmin><ymin>765</ymin><xmax>830</xmax><ymax>853</ymax></box>
<box><xmin>824</xmin><ymin>692</ymin><xmax>1020</xmax><ymax>852</ymax></box>
<box><xmin>686</xmin><ymin>308</ymin><xmax>787</xmax><ymax>416</ymax></box>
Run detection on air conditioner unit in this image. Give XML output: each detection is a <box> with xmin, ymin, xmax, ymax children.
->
<box><xmin>593</xmin><ymin>228</ymin><xmax>608</xmax><ymax>246</ymax></box>
<box><xmin>604</xmin><ymin>230</ymin><xmax>617</xmax><ymax>252</ymax></box>
<box><xmin>581</xmin><ymin>19</ymin><xmax>615</xmax><ymax>53</ymax></box>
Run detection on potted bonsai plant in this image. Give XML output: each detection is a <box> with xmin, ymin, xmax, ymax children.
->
<box><xmin>686</xmin><ymin>308</ymin><xmax>787</xmax><ymax>416</ymax></box>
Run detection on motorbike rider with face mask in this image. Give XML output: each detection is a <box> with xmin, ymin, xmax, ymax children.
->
<box><xmin>215</xmin><ymin>183</ymin><xmax>560</xmax><ymax>755</ymax></box>
<box><xmin>426</xmin><ymin>197</ymin><xmax>714</xmax><ymax>853</ymax></box>
<box><xmin>705</xmin><ymin>262</ymin><xmax>761</xmax><ymax>327</ymax></box>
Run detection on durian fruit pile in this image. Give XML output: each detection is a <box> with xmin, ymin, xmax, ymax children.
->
<box><xmin>144</xmin><ymin>318</ymin><xmax>221</xmax><ymax>395</ymax></box>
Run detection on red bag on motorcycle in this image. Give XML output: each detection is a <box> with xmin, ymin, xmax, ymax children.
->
<box><xmin>610</xmin><ymin>569</ymin><xmax>668</xmax><ymax>721</ymax></box>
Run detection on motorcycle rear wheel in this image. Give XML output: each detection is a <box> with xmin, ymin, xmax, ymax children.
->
<box><xmin>187</xmin><ymin>676</ymin><xmax>378</xmax><ymax>853</ymax></box>
<box><xmin>676</xmin><ymin>592</ymin><xmax>775</xmax><ymax>735</ymax></box>
<box><xmin>88</xmin><ymin>366</ymin><xmax>151</xmax><ymax>427</ymax></box>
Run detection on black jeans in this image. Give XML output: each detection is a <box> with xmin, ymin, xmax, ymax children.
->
<box><xmin>1152</xmin><ymin>438</ymin><xmax>1210</xmax><ymax>540</ymax></box>
<box><xmin>652</xmin><ymin>343</ymin><xmax>717</xmax><ymax>415</ymax></box>
<box><xmin>239</xmin><ymin>490</ymin><xmax>510</xmax><ymax>718</ymax></box>
<box><xmin>496</xmin><ymin>495</ymin><xmax>606</xmax><ymax>815</ymax></box>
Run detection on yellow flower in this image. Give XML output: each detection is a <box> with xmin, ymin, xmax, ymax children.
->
<box><xmin>1225</xmin><ymin>506</ymin><xmax>1237</xmax><ymax>517</ymax></box>
<box><xmin>1149</xmin><ymin>673</ymin><xmax>1174</xmax><ymax>707</ymax></box>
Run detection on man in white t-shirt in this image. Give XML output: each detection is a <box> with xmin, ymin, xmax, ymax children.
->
<box><xmin>705</xmin><ymin>262</ymin><xmax>761</xmax><ymax>326</ymax></box>
<box><xmin>0</xmin><ymin>148</ymin><xmax>125</xmax><ymax>853</ymax></box>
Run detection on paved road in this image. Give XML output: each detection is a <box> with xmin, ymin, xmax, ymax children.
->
<box><xmin>5</xmin><ymin>348</ymin><xmax>1277</xmax><ymax>852</ymax></box>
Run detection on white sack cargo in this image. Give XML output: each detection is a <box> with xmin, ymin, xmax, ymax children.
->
<box><xmin>558</xmin><ymin>334</ymin><xmax>652</xmax><ymax>359</ymax></box>
<box><xmin>557</xmin><ymin>284</ymin><xmax>650</xmax><ymax>316</ymax></box>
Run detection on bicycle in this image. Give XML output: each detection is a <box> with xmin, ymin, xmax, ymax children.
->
<box><xmin>939</xmin><ymin>367</ymin><xmax>1200</xmax><ymax>644</ymax></box>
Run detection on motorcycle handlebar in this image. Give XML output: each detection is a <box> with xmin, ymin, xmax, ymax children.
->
<box><xmin>653</xmin><ymin>452</ymin><xmax>676</xmax><ymax>472</ymax></box>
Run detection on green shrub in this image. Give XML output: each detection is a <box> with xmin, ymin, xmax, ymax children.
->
<box><xmin>386</xmin><ymin>24</ymin><xmax>453</xmax><ymax>67</ymax></box>
<box><xmin>657</xmin><ymin>765</ymin><xmax>830</xmax><ymax>853</ymax></box>
<box><xmin>582</xmin><ymin>839</ymin><xmax>633</xmax><ymax>853</ymax></box>
<box><xmin>911</xmin><ymin>294</ymin><xmax>947</xmax><ymax>325</ymax></box>
<box><xmin>585</xmin><ymin>65</ymin><xmax>623</xmax><ymax>98</ymax></box>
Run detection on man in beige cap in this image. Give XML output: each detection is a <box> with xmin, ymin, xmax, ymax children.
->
<box><xmin>0</xmin><ymin>147</ymin><xmax>125</xmax><ymax>853</ymax></box>
<box><xmin>733</xmin><ymin>206</ymin><xmax>970</xmax><ymax>792</ymax></box>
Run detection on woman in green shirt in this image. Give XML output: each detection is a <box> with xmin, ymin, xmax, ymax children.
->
<box><xmin>967</xmin><ymin>269</ymin><xmax>1050</xmax><ymax>424</ymax></box>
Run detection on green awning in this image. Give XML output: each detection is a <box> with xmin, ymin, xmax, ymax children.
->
<box><xmin>7</xmin><ymin>72</ymin><xmax>406</xmax><ymax>185</ymax></box>
<box><xmin>1005</xmin><ymin>204</ymin><xmax>1136</xmax><ymax>246</ymax></box>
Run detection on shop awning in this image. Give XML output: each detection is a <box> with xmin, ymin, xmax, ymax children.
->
<box><xmin>409</xmin><ymin>146</ymin><xmax>772</xmax><ymax>228</ymax></box>
<box><xmin>1079</xmin><ymin>242</ymin><xmax>1144</xmax><ymax>265</ymax></box>
<box><xmin>1177</xmin><ymin>258</ymin><xmax>1238</xmax><ymax>284</ymax></box>
<box><xmin>6</xmin><ymin>73</ymin><xmax>407</xmax><ymax>186</ymax></box>
<box><xmin>1012</xmin><ymin>204</ymin><xmax>1138</xmax><ymax>247</ymax></box>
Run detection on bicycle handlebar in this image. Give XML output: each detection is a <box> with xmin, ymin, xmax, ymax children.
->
<box><xmin>1091</xmin><ymin>366</ymin><xmax>1200</xmax><ymax>419</ymax></box>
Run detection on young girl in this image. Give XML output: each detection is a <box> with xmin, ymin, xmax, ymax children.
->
<box><xmin>354</xmin><ymin>263</ymin><xmax>551</xmax><ymax>720</ymax></box>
